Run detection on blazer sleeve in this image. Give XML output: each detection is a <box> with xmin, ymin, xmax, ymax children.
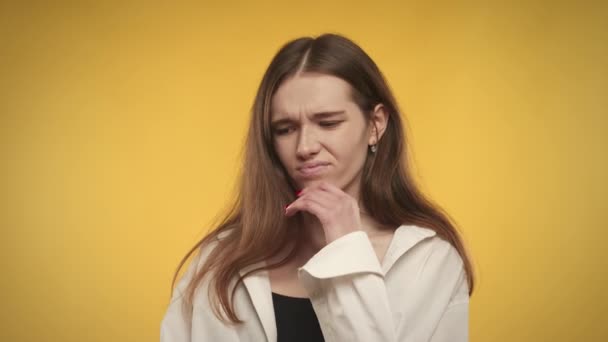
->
<box><xmin>160</xmin><ymin>243</ymin><xmax>210</xmax><ymax>342</ymax></box>
<box><xmin>297</xmin><ymin>231</ymin><xmax>396</xmax><ymax>341</ymax></box>
<box><xmin>297</xmin><ymin>231</ymin><xmax>469</xmax><ymax>342</ymax></box>
<box><xmin>429</xmin><ymin>261</ymin><xmax>470</xmax><ymax>342</ymax></box>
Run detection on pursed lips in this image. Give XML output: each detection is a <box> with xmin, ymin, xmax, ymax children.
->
<box><xmin>296</xmin><ymin>162</ymin><xmax>331</xmax><ymax>176</ymax></box>
<box><xmin>297</xmin><ymin>161</ymin><xmax>330</xmax><ymax>170</ymax></box>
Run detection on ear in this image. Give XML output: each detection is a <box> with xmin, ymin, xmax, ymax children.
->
<box><xmin>368</xmin><ymin>103</ymin><xmax>389</xmax><ymax>145</ymax></box>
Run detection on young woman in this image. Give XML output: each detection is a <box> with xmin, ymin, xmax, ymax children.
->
<box><xmin>161</xmin><ymin>33</ymin><xmax>475</xmax><ymax>342</ymax></box>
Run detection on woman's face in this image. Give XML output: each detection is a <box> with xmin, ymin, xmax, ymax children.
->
<box><xmin>270</xmin><ymin>73</ymin><xmax>374</xmax><ymax>197</ymax></box>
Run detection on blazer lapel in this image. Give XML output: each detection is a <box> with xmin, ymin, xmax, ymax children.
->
<box><xmin>239</xmin><ymin>262</ymin><xmax>276</xmax><ymax>342</ymax></box>
<box><xmin>381</xmin><ymin>224</ymin><xmax>437</xmax><ymax>274</ymax></box>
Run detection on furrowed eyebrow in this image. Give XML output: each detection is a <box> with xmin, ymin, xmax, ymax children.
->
<box><xmin>270</xmin><ymin>110</ymin><xmax>346</xmax><ymax>126</ymax></box>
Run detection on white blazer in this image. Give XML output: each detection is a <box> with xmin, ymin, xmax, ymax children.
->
<box><xmin>160</xmin><ymin>224</ymin><xmax>470</xmax><ymax>341</ymax></box>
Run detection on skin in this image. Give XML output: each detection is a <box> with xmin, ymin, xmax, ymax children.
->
<box><xmin>268</xmin><ymin>72</ymin><xmax>393</xmax><ymax>297</ymax></box>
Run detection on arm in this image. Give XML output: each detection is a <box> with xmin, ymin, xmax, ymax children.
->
<box><xmin>429</xmin><ymin>261</ymin><xmax>470</xmax><ymax>342</ymax></box>
<box><xmin>298</xmin><ymin>231</ymin><xmax>396</xmax><ymax>341</ymax></box>
<box><xmin>298</xmin><ymin>231</ymin><xmax>469</xmax><ymax>342</ymax></box>
<box><xmin>160</xmin><ymin>238</ymin><xmax>223</xmax><ymax>342</ymax></box>
<box><xmin>161</xmin><ymin>237</ymin><xmax>243</xmax><ymax>342</ymax></box>
<box><xmin>429</xmin><ymin>301</ymin><xmax>469</xmax><ymax>342</ymax></box>
<box><xmin>160</xmin><ymin>251</ymin><xmax>201</xmax><ymax>342</ymax></box>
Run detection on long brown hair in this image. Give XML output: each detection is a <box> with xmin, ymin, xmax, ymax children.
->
<box><xmin>170</xmin><ymin>33</ymin><xmax>476</xmax><ymax>324</ymax></box>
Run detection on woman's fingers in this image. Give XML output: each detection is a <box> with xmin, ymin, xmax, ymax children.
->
<box><xmin>285</xmin><ymin>194</ymin><xmax>324</xmax><ymax>217</ymax></box>
<box><xmin>317</xmin><ymin>181</ymin><xmax>346</xmax><ymax>198</ymax></box>
<box><xmin>285</xmin><ymin>181</ymin><xmax>362</xmax><ymax>243</ymax></box>
<box><xmin>286</xmin><ymin>184</ymin><xmax>336</xmax><ymax>217</ymax></box>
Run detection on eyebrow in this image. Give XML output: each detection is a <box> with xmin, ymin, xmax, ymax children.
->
<box><xmin>270</xmin><ymin>110</ymin><xmax>346</xmax><ymax>126</ymax></box>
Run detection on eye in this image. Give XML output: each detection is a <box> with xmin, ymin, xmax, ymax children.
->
<box><xmin>319</xmin><ymin>121</ymin><xmax>343</xmax><ymax>128</ymax></box>
<box><xmin>273</xmin><ymin>126</ymin><xmax>295</xmax><ymax>136</ymax></box>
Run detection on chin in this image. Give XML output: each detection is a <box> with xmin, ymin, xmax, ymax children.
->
<box><xmin>295</xmin><ymin>177</ymin><xmax>339</xmax><ymax>189</ymax></box>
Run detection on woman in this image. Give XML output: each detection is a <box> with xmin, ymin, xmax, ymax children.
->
<box><xmin>161</xmin><ymin>33</ymin><xmax>475</xmax><ymax>342</ymax></box>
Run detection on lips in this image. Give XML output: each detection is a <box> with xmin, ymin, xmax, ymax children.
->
<box><xmin>297</xmin><ymin>161</ymin><xmax>330</xmax><ymax>171</ymax></box>
<box><xmin>297</xmin><ymin>162</ymin><xmax>331</xmax><ymax>177</ymax></box>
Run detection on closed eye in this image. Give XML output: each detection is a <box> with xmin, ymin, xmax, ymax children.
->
<box><xmin>273</xmin><ymin>121</ymin><xmax>343</xmax><ymax>136</ymax></box>
<box><xmin>273</xmin><ymin>126</ymin><xmax>295</xmax><ymax>136</ymax></box>
<box><xmin>319</xmin><ymin>121</ymin><xmax>343</xmax><ymax>128</ymax></box>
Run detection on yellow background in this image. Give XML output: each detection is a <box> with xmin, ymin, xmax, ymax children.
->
<box><xmin>1</xmin><ymin>1</ymin><xmax>606</xmax><ymax>341</ymax></box>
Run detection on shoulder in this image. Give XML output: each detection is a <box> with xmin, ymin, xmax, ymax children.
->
<box><xmin>178</xmin><ymin>228</ymin><xmax>237</xmax><ymax>287</ymax></box>
<box><xmin>393</xmin><ymin>225</ymin><xmax>467</xmax><ymax>293</ymax></box>
<box><xmin>396</xmin><ymin>224</ymin><xmax>464</xmax><ymax>267</ymax></box>
<box><xmin>198</xmin><ymin>227</ymin><xmax>236</xmax><ymax>254</ymax></box>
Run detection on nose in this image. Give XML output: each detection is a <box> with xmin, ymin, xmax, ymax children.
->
<box><xmin>295</xmin><ymin>126</ymin><xmax>320</xmax><ymax>159</ymax></box>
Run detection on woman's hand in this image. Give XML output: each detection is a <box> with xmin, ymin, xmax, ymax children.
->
<box><xmin>284</xmin><ymin>181</ymin><xmax>362</xmax><ymax>244</ymax></box>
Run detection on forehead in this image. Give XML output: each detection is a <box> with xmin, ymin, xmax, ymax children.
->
<box><xmin>271</xmin><ymin>73</ymin><xmax>355</xmax><ymax>117</ymax></box>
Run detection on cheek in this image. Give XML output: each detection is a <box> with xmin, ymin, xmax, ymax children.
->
<box><xmin>273</xmin><ymin>140</ymin><xmax>293</xmax><ymax>167</ymax></box>
<box><xmin>332</xmin><ymin>127</ymin><xmax>368</xmax><ymax>155</ymax></box>
<box><xmin>337</xmin><ymin>131</ymin><xmax>369</xmax><ymax>167</ymax></box>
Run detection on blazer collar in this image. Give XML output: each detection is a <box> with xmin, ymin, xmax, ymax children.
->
<box><xmin>232</xmin><ymin>224</ymin><xmax>436</xmax><ymax>342</ymax></box>
<box><xmin>381</xmin><ymin>224</ymin><xmax>437</xmax><ymax>274</ymax></box>
<box><xmin>217</xmin><ymin>229</ymin><xmax>277</xmax><ymax>341</ymax></box>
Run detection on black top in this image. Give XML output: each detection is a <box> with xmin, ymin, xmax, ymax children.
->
<box><xmin>272</xmin><ymin>292</ymin><xmax>325</xmax><ymax>342</ymax></box>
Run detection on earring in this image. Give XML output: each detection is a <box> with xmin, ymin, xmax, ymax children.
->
<box><xmin>370</xmin><ymin>144</ymin><xmax>377</xmax><ymax>153</ymax></box>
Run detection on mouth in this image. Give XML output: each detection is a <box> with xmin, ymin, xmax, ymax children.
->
<box><xmin>297</xmin><ymin>163</ymin><xmax>331</xmax><ymax>178</ymax></box>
